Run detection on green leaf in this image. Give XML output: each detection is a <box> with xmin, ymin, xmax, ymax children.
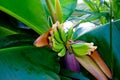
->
<box><xmin>0</xmin><ymin>26</ymin><xmax>17</xmax><ymax>37</ymax></box>
<box><xmin>60</xmin><ymin>0</ymin><xmax>77</xmax><ymax>22</ymax></box>
<box><xmin>0</xmin><ymin>46</ymin><xmax>60</xmax><ymax>80</ymax></box>
<box><xmin>0</xmin><ymin>12</ymin><xmax>35</xmax><ymax>35</ymax></box>
<box><xmin>0</xmin><ymin>34</ymin><xmax>60</xmax><ymax>80</ymax></box>
<box><xmin>83</xmin><ymin>0</ymin><xmax>99</xmax><ymax>12</ymax></box>
<box><xmin>72</xmin><ymin>11</ymin><xmax>108</xmax><ymax>25</ymax></box>
<box><xmin>112</xmin><ymin>0</ymin><xmax>120</xmax><ymax>19</ymax></box>
<box><xmin>75</xmin><ymin>20</ymin><xmax>120</xmax><ymax>79</ymax></box>
<box><xmin>72</xmin><ymin>25</ymin><xmax>95</xmax><ymax>40</ymax></box>
<box><xmin>0</xmin><ymin>34</ymin><xmax>36</xmax><ymax>48</ymax></box>
<box><xmin>60</xmin><ymin>69</ymin><xmax>89</xmax><ymax>80</ymax></box>
<box><xmin>0</xmin><ymin>34</ymin><xmax>60</xmax><ymax>73</ymax></box>
<box><xmin>60</xmin><ymin>76</ymin><xmax>72</xmax><ymax>80</ymax></box>
<box><xmin>82</xmin><ymin>0</ymin><xmax>109</xmax><ymax>24</ymax></box>
<box><xmin>80</xmin><ymin>12</ymin><xmax>108</xmax><ymax>23</ymax></box>
<box><xmin>0</xmin><ymin>0</ymin><xmax>50</xmax><ymax>34</ymax></box>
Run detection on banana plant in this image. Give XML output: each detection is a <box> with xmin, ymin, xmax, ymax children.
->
<box><xmin>0</xmin><ymin>0</ymin><xmax>119</xmax><ymax>80</ymax></box>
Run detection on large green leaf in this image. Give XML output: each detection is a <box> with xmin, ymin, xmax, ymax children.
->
<box><xmin>0</xmin><ymin>46</ymin><xmax>60</xmax><ymax>80</ymax></box>
<box><xmin>0</xmin><ymin>34</ymin><xmax>60</xmax><ymax>80</ymax></box>
<box><xmin>0</xmin><ymin>0</ymin><xmax>50</xmax><ymax>34</ymax></box>
<box><xmin>75</xmin><ymin>20</ymin><xmax>120</xmax><ymax>79</ymax></box>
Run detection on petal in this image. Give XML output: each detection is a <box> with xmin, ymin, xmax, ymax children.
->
<box><xmin>34</xmin><ymin>29</ymin><xmax>51</xmax><ymax>47</ymax></box>
<box><xmin>64</xmin><ymin>52</ymin><xmax>80</xmax><ymax>72</ymax></box>
<box><xmin>90</xmin><ymin>51</ymin><xmax>112</xmax><ymax>79</ymax></box>
<box><xmin>75</xmin><ymin>56</ymin><xmax>108</xmax><ymax>80</ymax></box>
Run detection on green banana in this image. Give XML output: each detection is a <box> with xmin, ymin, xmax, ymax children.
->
<box><xmin>53</xmin><ymin>27</ymin><xmax>63</xmax><ymax>43</ymax></box>
<box><xmin>71</xmin><ymin>42</ymin><xmax>97</xmax><ymax>56</ymax></box>
<box><xmin>66</xmin><ymin>27</ymin><xmax>73</xmax><ymax>40</ymax></box>
<box><xmin>58</xmin><ymin>47</ymin><xmax>66</xmax><ymax>57</ymax></box>
<box><xmin>52</xmin><ymin>37</ymin><xmax>65</xmax><ymax>52</ymax></box>
<box><xmin>48</xmin><ymin>22</ymin><xmax>71</xmax><ymax>57</ymax></box>
<box><xmin>57</xmin><ymin>25</ymin><xmax>66</xmax><ymax>42</ymax></box>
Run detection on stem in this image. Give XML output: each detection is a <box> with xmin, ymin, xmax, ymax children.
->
<box><xmin>109</xmin><ymin>0</ymin><xmax>113</xmax><ymax>74</ymax></box>
<box><xmin>46</xmin><ymin>0</ymin><xmax>56</xmax><ymax>23</ymax></box>
<box><xmin>55</xmin><ymin>0</ymin><xmax>63</xmax><ymax>23</ymax></box>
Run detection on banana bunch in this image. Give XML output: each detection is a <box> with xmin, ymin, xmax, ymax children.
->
<box><xmin>48</xmin><ymin>22</ymin><xmax>73</xmax><ymax>57</ymax></box>
<box><xmin>71</xmin><ymin>42</ymin><xmax>97</xmax><ymax>56</ymax></box>
<box><xmin>34</xmin><ymin>21</ymin><xmax>97</xmax><ymax>57</ymax></box>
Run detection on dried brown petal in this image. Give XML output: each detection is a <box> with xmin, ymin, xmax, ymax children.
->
<box><xmin>34</xmin><ymin>29</ymin><xmax>51</xmax><ymax>47</ymax></box>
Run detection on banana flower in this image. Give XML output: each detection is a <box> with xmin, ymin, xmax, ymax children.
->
<box><xmin>34</xmin><ymin>22</ymin><xmax>112</xmax><ymax>80</ymax></box>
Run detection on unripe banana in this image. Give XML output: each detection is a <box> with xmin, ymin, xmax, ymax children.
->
<box><xmin>57</xmin><ymin>26</ymin><xmax>66</xmax><ymax>42</ymax></box>
<box><xmin>66</xmin><ymin>27</ymin><xmax>73</xmax><ymax>40</ymax></box>
<box><xmin>71</xmin><ymin>42</ymin><xmax>97</xmax><ymax>56</ymax></box>
<box><xmin>52</xmin><ymin>43</ymin><xmax>65</xmax><ymax>52</ymax></box>
<box><xmin>52</xmin><ymin>37</ymin><xmax>64</xmax><ymax>52</ymax></box>
<box><xmin>53</xmin><ymin>27</ymin><xmax>63</xmax><ymax>43</ymax></box>
<box><xmin>58</xmin><ymin>47</ymin><xmax>66</xmax><ymax>57</ymax></box>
